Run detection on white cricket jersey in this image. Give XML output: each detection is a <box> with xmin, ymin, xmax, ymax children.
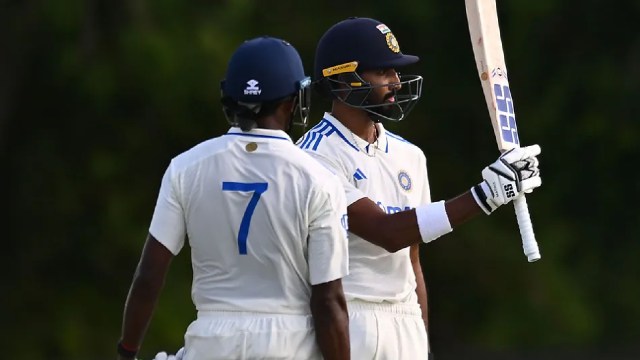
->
<box><xmin>149</xmin><ymin>127</ymin><xmax>349</xmax><ymax>315</ymax></box>
<box><xmin>297</xmin><ymin>112</ymin><xmax>431</xmax><ymax>303</ymax></box>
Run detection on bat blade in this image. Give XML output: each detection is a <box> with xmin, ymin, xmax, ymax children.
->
<box><xmin>465</xmin><ymin>0</ymin><xmax>540</xmax><ymax>262</ymax></box>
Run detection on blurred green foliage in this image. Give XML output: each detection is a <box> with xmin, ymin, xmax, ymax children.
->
<box><xmin>2</xmin><ymin>0</ymin><xmax>639</xmax><ymax>359</ymax></box>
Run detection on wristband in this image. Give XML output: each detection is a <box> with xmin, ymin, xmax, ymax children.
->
<box><xmin>117</xmin><ymin>340</ymin><xmax>139</xmax><ymax>359</ymax></box>
<box><xmin>415</xmin><ymin>201</ymin><xmax>452</xmax><ymax>244</ymax></box>
<box><xmin>471</xmin><ymin>183</ymin><xmax>492</xmax><ymax>215</ymax></box>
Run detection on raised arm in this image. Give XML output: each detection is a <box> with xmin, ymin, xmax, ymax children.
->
<box><xmin>346</xmin><ymin>191</ymin><xmax>478</xmax><ymax>253</ymax></box>
<box><xmin>348</xmin><ymin>145</ymin><xmax>542</xmax><ymax>253</ymax></box>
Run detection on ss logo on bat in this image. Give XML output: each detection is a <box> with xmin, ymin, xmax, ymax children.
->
<box><xmin>504</xmin><ymin>184</ymin><xmax>515</xmax><ymax>198</ymax></box>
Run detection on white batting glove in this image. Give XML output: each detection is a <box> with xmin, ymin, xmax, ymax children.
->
<box><xmin>153</xmin><ymin>347</ymin><xmax>184</xmax><ymax>360</ymax></box>
<box><xmin>471</xmin><ymin>144</ymin><xmax>542</xmax><ymax>214</ymax></box>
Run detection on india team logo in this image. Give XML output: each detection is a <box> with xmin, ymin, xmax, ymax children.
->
<box><xmin>397</xmin><ymin>171</ymin><xmax>412</xmax><ymax>191</ymax></box>
<box><xmin>386</xmin><ymin>33</ymin><xmax>400</xmax><ymax>53</ymax></box>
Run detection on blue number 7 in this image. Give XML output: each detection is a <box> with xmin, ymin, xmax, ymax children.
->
<box><xmin>221</xmin><ymin>182</ymin><xmax>269</xmax><ymax>255</ymax></box>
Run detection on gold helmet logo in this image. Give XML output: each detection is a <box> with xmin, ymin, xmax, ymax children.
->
<box><xmin>386</xmin><ymin>33</ymin><xmax>400</xmax><ymax>53</ymax></box>
<box><xmin>322</xmin><ymin>61</ymin><xmax>359</xmax><ymax>77</ymax></box>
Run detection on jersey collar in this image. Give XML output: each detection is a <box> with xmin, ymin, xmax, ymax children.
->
<box><xmin>224</xmin><ymin>127</ymin><xmax>293</xmax><ymax>142</ymax></box>
<box><xmin>322</xmin><ymin>112</ymin><xmax>389</xmax><ymax>154</ymax></box>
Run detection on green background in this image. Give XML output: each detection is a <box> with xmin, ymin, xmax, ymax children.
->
<box><xmin>2</xmin><ymin>1</ymin><xmax>639</xmax><ymax>359</ymax></box>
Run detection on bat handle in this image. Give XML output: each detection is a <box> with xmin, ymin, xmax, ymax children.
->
<box><xmin>513</xmin><ymin>195</ymin><xmax>540</xmax><ymax>262</ymax></box>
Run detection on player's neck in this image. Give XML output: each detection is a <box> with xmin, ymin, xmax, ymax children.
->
<box><xmin>331</xmin><ymin>103</ymin><xmax>378</xmax><ymax>144</ymax></box>
<box><xmin>257</xmin><ymin>108</ymin><xmax>291</xmax><ymax>131</ymax></box>
<box><xmin>257</xmin><ymin>118</ymin><xmax>283</xmax><ymax>131</ymax></box>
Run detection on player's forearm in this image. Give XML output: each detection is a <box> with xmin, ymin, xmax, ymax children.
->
<box><xmin>120</xmin><ymin>268</ymin><xmax>167</xmax><ymax>351</ymax></box>
<box><xmin>445</xmin><ymin>191</ymin><xmax>483</xmax><ymax>227</ymax></box>
<box><xmin>367</xmin><ymin>197</ymin><xmax>478</xmax><ymax>252</ymax></box>
<box><xmin>348</xmin><ymin>200</ymin><xmax>423</xmax><ymax>252</ymax></box>
<box><xmin>119</xmin><ymin>234</ymin><xmax>174</xmax><ymax>355</ymax></box>
<box><xmin>312</xmin><ymin>306</ymin><xmax>350</xmax><ymax>359</ymax></box>
<box><xmin>311</xmin><ymin>283</ymin><xmax>350</xmax><ymax>359</ymax></box>
<box><xmin>348</xmin><ymin>194</ymin><xmax>482</xmax><ymax>253</ymax></box>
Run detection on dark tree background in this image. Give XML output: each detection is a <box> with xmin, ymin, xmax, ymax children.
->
<box><xmin>2</xmin><ymin>1</ymin><xmax>639</xmax><ymax>359</ymax></box>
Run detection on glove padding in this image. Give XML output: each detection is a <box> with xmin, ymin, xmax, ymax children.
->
<box><xmin>471</xmin><ymin>144</ymin><xmax>542</xmax><ymax>214</ymax></box>
<box><xmin>153</xmin><ymin>347</ymin><xmax>184</xmax><ymax>360</ymax></box>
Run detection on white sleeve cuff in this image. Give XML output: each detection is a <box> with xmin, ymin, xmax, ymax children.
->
<box><xmin>415</xmin><ymin>201</ymin><xmax>453</xmax><ymax>244</ymax></box>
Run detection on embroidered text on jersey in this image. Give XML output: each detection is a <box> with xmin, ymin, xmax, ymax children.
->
<box><xmin>375</xmin><ymin>200</ymin><xmax>412</xmax><ymax>214</ymax></box>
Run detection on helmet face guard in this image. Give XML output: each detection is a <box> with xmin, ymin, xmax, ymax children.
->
<box><xmin>323</xmin><ymin>71</ymin><xmax>423</xmax><ymax>122</ymax></box>
<box><xmin>292</xmin><ymin>77</ymin><xmax>311</xmax><ymax>128</ymax></box>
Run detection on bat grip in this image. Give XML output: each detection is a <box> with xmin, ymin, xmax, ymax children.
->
<box><xmin>513</xmin><ymin>195</ymin><xmax>540</xmax><ymax>262</ymax></box>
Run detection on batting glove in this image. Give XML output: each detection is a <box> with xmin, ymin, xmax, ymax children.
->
<box><xmin>471</xmin><ymin>144</ymin><xmax>542</xmax><ymax>214</ymax></box>
<box><xmin>153</xmin><ymin>347</ymin><xmax>184</xmax><ymax>360</ymax></box>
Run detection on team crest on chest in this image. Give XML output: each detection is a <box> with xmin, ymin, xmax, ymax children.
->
<box><xmin>397</xmin><ymin>171</ymin><xmax>412</xmax><ymax>191</ymax></box>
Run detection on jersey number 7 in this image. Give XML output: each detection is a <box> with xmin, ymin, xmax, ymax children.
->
<box><xmin>221</xmin><ymin>182</ymin><xmax>269</xmax><ymax>255</ymax></box>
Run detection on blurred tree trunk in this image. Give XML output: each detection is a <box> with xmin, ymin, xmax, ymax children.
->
<box><xmin>0</xmin><ymin>1</ymin><xmax>39</xmax><ymax>147</ymax></box>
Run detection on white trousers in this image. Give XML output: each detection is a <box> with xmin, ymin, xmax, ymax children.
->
<box><xmin>182</xmin><ymin>311</ymin><xmax>320</xmax><ymax>360</ymax></box>
<box><xmin>348</xmin><ymin>300</ymin><xmax>430</xmax><ymax>360</ymax></box>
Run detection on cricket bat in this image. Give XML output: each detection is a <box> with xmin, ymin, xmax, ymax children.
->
<box><xmin>465</xmin><ymin>0</ymin><xmax>540</xmax><ymax>262</ymax></box>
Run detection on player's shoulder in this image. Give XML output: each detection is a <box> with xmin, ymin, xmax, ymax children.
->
<box><xmin>296</xmin><ymin>117</ymin><xmax>359</xmax><ymax>155</ymax></box>
<box><xmin>277</xmin><ymin>138</ymin><xmax>339</xmax><ymax>175</ymax></box>
<box><xmin>286</xmin><ymin>146</ymin><xmax>340</xmax><ymax>180</ymax></box>
<box><xmin>384</xmin><ymin>129</ymin><xmax>425</xmax><ymax>155</ymax></box>
<box><xmin>169</xmin><ymin>135</ymin><xmax>228</xmax><ymax>170</ymax></box>
<box><xmin>384</xmin><ymin>128</ymin><xmax>414</xmax><ymax>147</ymax></box>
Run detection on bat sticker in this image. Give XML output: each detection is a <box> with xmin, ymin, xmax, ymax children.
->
<box><xmin>494</xmin><ymin>83</ymin><xmax>520</xmax><ymax>145</ymax></box>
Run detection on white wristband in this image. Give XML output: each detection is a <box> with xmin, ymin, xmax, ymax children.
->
<box><xmin>415</xmin><ymin>201</ymin><xmax>453</xmax><ymax>244</ymax></box>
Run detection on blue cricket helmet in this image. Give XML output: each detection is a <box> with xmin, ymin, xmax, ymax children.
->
<box><xmin>222</xmin><ymin>36</ymin><xmax>309</xmax><ymax>103</ymax></box>
<box><xmin>221</xmin><ymin>36</ymin><xmax>311</xmax><ymax>128</ymax></box>
<box><xmin>314</xmin><ymin>17</ymin><xmax>419</xmax><ymax>80</ymax></box>
<box><xmin>313</xmin><ymin>17</ymin><xmax>423</xmax><ymax>122</ymax></box>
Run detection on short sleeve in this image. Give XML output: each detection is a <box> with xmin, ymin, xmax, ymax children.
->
<box><xmin>148</xmin><ymin>162</ymin><xmax>187</xmax><ymax>255</ymax></box>
<box><xmin>307</xmin><ymin>176</ymin><xmax>350</xmax><ymax>285</ymax></box>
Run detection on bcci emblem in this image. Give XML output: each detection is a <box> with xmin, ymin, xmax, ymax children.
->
<box><xmin>398</xmin><ymin>171</ymin><xmax>412</xmax><ymax>191</ymax></box>
<box><xmin>386</xmin><ymin>33</ymin><xmax>400</xmax><ymax>53</ymax></box>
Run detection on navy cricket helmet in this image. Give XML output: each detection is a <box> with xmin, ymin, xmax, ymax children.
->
<box><xmin>314</xmin><ymin>17</ymin><xmax>423</xmax><ymax>122</ymax></box>
<box><xmin>221</xmin><ymin>36</ymin><xmax>311</xmax><ymax>128</ymax></box>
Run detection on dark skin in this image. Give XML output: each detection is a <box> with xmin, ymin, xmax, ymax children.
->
<box><xmin>118</xmin><ymin>99</ymin><xmax>350</xmax><ymax>360</ymax></box>
<box><xmin>330</xmin><ymin>68</ymin><xmax>484</xmax><ymax>335</ymax></box>
<box><xmin>118</xmin><ymin>234</ymin><xmax>172</xmax><ymax>360</ymax></box>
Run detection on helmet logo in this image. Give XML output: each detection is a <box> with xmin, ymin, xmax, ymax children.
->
<box><xmin>244</xmin><ymin>79</ymin><xmax>262</xmax><ymax>95</ymax></box>
<box><xmin>322</xmin><ymin>61</ymin><xmax>359</xmax><ymax>77</ymax></box>
<box><xmin>386</xmin><ymin>33</ymin><xmax>400</xmax><ymax>53</ymax></box>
